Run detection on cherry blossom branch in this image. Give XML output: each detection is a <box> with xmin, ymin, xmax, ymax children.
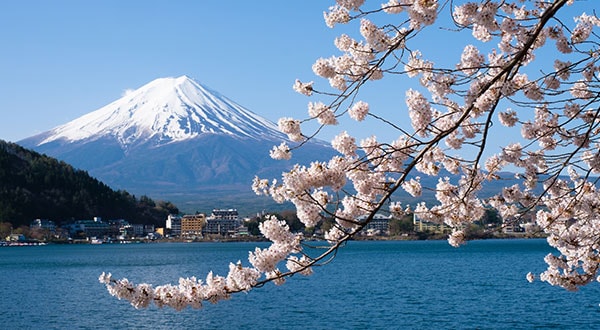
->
<box><xmin>102</xmin><ymin>0</ymin><xmax>600</xmax><ymax>309</ymax></box>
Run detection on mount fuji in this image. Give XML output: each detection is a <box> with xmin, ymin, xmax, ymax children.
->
<box><xmin>19</xmin><ymin>76</ymin><xmax>334</xmax><ymax>212</ymax></box>
<box><xmin>27</xmin><ymin>75</ymin><xmax>288</xmax><ymax>148</ymax></box>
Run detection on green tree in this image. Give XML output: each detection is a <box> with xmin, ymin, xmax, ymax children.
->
<box><xmin>389</xmin><ymin>214</ymin><xmax>415</xmax><ymax>235</ymax></box>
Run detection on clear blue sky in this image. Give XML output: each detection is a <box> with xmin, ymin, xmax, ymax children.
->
<box><xmin>0</xmin><ymin>1</ymin><xmax>344</xmax><ymax>143</ymax></box>
<box><xmin>1</xmin><ymin>1</ymin><xmax>587</xmax><ymax>159</ymax></box>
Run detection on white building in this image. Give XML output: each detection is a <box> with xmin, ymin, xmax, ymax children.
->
<box><xmin>357</xmin><ymin>214</ymin><xmax>391</xmax><ymax>236</ymax></box>
<box><xmin>203</xmin><ymin>209</ymin><xmax>240</xmax><ymax>236</ymax></box>
<box><xmin>166</xmin><ymin>214</ymin><xmax>181</xmax><ymax>237</ymax></box>
<box><xmin>30</xmin><ymin>219</ymin><xmax>56</xmax><ymax>232</ymax></box>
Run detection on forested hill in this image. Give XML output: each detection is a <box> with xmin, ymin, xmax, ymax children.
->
<box><xmin>0</xmin><ymin>140</ymin><xmax>178</xmax><ymax>228</ymax></box>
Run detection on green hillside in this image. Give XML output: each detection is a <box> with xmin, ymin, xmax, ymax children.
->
<box><xmin>0</xmin><ymin>140</ymin><xmax>178</xmax><ymax>228</ymax></box>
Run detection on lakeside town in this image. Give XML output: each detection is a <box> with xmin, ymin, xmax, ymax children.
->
<box><xmin>1</xmin><ymin>207</ymin><xmax>544</xmax><ymax>246</ymax></box>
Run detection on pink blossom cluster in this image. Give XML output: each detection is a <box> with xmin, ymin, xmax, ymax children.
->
<box><xmin>277</xmin><ymin>117</ymin><xmax>303</xmax><ymax>142</ymax></box>
<box><xmin>100</xmin><ymin>216</ymin><xmax>313</xmax><ymax>309</ymax></box>
<box><xmin>308</xmin><ymin>101</ymin><xmax>338</xmax><ymax>125</ymax></box>
<box><xmin>284</xmin><ymin>0</ymin><xmax>600</xmax><ymax>293</ymax></box>
<box><xmin>103</xmin><ymin>0</ymin><xmax>600</xmax><ymax>308</ymax></box>
<box><xmin>529</xmin><ymin>176</ymin><xmax>600</xmax><ymax>290</ymax></box>
<box><xmin>348</xmin><ymin>101</ymin><xmax>369</xmax><ymax>121</ymax></box>
<box><xmin>405</xmin><ymin>89</ymin><xmax>432</xmax><ymax>137</ymax></box>
<box><xmin>269</xmin><ymin>142</ymin><xmax>291</xmax><ymax>160</ymax></box>
<box><xmin>293</xmin><ymin>79</ymin><xmax>313</xmax><ymax>96</ymax></box>
<box><xmin>571</xmin><ymin>13</ymin><xmax>600</xmax><ymax>44</ymax></box>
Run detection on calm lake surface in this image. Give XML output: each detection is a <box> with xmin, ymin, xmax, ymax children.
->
<box><xmin>1</xmin><ymin>239</ymin><xmax>599</xmax><ymax>329</ymax></box>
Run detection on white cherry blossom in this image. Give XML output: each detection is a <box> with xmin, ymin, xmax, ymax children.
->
<box><xmin>103</xmin><ymin>0</ymin><xmax>600</xmax><ymax>309</ymax></box>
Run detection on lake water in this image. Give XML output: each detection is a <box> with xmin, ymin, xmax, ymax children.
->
<box><xmin>1</xmin><ymin>239</ymin><xmax>599</xmax><ymax>329</ymax></box>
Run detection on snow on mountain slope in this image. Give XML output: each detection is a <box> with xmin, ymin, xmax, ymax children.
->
<box><xmin>38</xmin><ymin>75</ymin><xmax>286</xmax><ymax>147</ymax></box>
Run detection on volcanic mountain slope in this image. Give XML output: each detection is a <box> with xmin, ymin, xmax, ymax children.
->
<box><xmin>19</xmin><ymin>76</ymin><xmax>334</xmax><ymax>212</ymax></box>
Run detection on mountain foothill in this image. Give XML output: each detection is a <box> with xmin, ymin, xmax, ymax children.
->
<box><xmin>0</xmin><ymin>139</ymin><xmax>178</xmax><ymax>228</ymax></box>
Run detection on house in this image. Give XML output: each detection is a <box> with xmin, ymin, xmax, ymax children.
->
<box><xmin>211</xmin><ymin>209</ymin><xmax>239</xmax><ymax>220</ymax></box>
<box><xmin>181</xmin><ymin>214</ymin><xmax>206</xmax><ymax>238</ymax></box>
<box><xmin>131</xmin><ymin>224</ymin><xmax>155</xmax><ymax>237</ymax></box>
<box><xmin>65</xmin><ymin>217</ymin><xmax>112</xmax><ymax>238</ymax></box>
<box><xmin>234</xmin><ymin>225</ymin><xmax>250</xmax><ymax>237</ymax></box>
<box><xmin>357</xmin><ymin>214</ymin><xmax>391</xmax><ymax>236</ymax></box>
<box><xmin>30</xmin><ymin>219</ymin><xmax>56</xmax><ymax>232</ymax></box>
<box><xmin>203</xmin><ymin>209</ymin><xmax>240</xmax><ymax>236</ymax></box>
<box><xmin>413</xmin><ymin>214</ymin><xmax>452</xmax><ymax>233</ymax></box>
<box><xmin>108</xmin><ymin>219</ymin><xmax>131</xmax><ymax>237</ymax></box>
<box><xmin>6</xmin><ymin>233</ymin><xmax>25</xmax><ymax>242</ymax></box>
<box><xmin>166</xmin><ymin>214</ymin><xmax>182</xmax><ymax>237</ymax></box>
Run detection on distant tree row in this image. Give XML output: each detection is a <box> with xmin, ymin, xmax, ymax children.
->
<box><xmin>246</xmin><ymin>209</ymin><xmax>502</xmax><ymax>240</ymax></box>
<box><xmin>0</xmin><ymin>140</ymin><xmax>178</xmax><ymax>228</ymax></box>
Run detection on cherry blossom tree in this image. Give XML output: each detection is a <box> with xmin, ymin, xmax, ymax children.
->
<box><xmin>101</xmin><ymin>0</ymin><xmax>600</xmax><ymax>309</ymax></box>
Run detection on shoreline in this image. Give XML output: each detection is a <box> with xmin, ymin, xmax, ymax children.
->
<box><xmin>1</xmin><ymin>231</ymin><xmax>546</xmax><ymax>247</ymax></box>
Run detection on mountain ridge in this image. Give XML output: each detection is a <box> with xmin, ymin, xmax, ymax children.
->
<box><xmin>18</xmin><ymin>76</ymin><xmax>335</xmax><ymax>213</ymax></box>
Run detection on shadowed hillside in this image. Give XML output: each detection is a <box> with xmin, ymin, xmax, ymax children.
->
<box><xmin>0</xmin><ymin>140</ymin><xmax>178</xmax><ymax>228</ymax></box>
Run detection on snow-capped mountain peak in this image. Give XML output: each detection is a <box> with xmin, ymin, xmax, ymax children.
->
<box><xmin>18</xmin><ymin>75</ymin><xmax>336</xmax><ymax>209</ymax></box>
<box><xmin>38</xmin><ymin>75</ymin><xmax>284</xmax><ymax>147</ymax></box>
